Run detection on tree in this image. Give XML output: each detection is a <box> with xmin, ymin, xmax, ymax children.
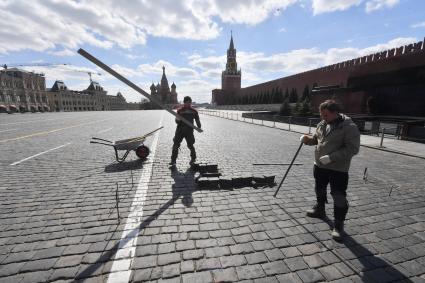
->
<box><xmin>263</xmin><ymin>91</ymin><xmax>270</xmax><ymax>104</ymax></box>
<box><xmin>284</xmin><ymin>88</ymin><xmax>289</xmax><ymax>101</ymax></box>
<box><xmin>289</xmin><ymin>88</ymin><xmax>298</xmax><ymax>103</ymax></box>
<box><xmin>275</xmin><ymin>88</ymin><xmax>283</xmax><ymax>103</ymax></box>
<box><xmin>279</xmin><ymin>99</ymin><xmax>291</xmax><ymax>116</ymax></box>
<box><xmin>294</xmin><ymin>100</ymin><xmax>301</xmax><ymax>114</ymax></box>
<box><xmin>271</xmin><ymin>88</ymin><xmax>276</xmax><ymax>103</ymax></box>
<box><xmin>254</xmin><ymin>94</ymin><xmax>259</xmax><ymax>104</ymax></box>
<box><xmin>263</xmin><ymin>91</ymin><xmax>268</xmax><ymax>104</ymax></box>
<box><xmin>297</xmin><ymin>98</ymin><xmax>312</xmax><ymax>116</ymax></box>
<box><xmin>301</xmin><ymin>84</ymin><xmax>310</xmax><ymax>101</ymax></box>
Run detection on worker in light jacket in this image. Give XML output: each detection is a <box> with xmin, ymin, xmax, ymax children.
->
<box><xmin>300</xmin><ymin>99</ymin><xmax>360</xmax><ymax>240</ymax></box>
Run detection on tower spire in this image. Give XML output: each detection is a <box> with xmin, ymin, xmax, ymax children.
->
<box><xmin>229</xmin><ymin>31</ymin><xmax>234</xmax><ymax>50</ymax></box>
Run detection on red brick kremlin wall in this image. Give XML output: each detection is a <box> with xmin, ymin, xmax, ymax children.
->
<box><xmin>237</xmin><ymin>38</ymin><xmax>425</xmax><ymax>114</ymax></box>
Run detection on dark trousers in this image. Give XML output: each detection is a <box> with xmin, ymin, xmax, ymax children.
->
<box><xmin>171</xmin><ymin>129</ymin><xmax>196</xmax><ymax>162</ymax></box>
<box><xmin>313</xmin><ymin>165</ymin><xmax>349</xmax><ymax>222</ymax></box>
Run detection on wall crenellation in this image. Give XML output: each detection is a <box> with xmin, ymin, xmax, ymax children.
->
<box><xmin>319</xmin><ymin>38</ymin><xmax>424</xmax><ymax>73</ymax></box>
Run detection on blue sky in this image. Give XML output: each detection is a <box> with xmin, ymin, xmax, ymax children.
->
<box><xmin>1</xmin><ymin>0</ymin><xmax>424</xmax><ymax>103</ymax></box>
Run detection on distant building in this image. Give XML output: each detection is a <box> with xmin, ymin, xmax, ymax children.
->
<box><xmin>212</xmin><ymin>33</ymin><xmax>241</xmax><ymax>105</ymax></box>
<box><xmin>0</xmin><ymin>67</ymin><xmax>49</xmax><ymax>113</ymax></box>
<box><xmin>46</xmin><ymin>81</ymin><xmax>140</xmax><ymax>112</ymax></box>
<box><xmin>149</xmin><ymin>66</ymin><xmax>178</xmax><ymax>106</ymax></box>
<box><xmin>0</xmin><ymin>67</ymin><xmax>141</xmax><ymax>113</ymax></box>
<box><xmin>47</xmin><ymin>80</ymin><xmax>107</xmax><ymax>111</ymax></box>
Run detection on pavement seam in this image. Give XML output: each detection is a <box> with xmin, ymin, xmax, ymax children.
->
<box><xmin>106</xmin><ymin>114</ymin><xmax>163</xmax><ymax>283</ymax></box>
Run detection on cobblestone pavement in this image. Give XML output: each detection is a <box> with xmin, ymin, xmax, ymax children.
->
<box><xmin>198</xmin><ymin>109</ymin><xmax>425</xmax><ymax>159</ymax></box>
<box><xmin>1</xmin><ymin>110</ymin><xmax>424</xmax><ymax>283</ymax></box>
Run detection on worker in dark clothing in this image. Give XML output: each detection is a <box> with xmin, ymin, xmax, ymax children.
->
<box><xmin>170</xmin><ymin>96</ymin><xmax>201</xmax><ymax>166</ymax></box>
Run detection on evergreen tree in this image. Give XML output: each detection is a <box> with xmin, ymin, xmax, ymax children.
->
<box><xmin>271</xmin><ymin>88</ymin><xmax>276</xmax><ymax>103</ymax></box>
<box><xmin>294</xmin><ymin>100</ymin><xmax>301</xmax><ymax>114</ymax></box>
<box><xmin>274</xmin><ymin>88</ymin><xmax>283</xmax><ymax>103</ymax></box>
<box><xmin>284</xmin><ymin>88</ymin><xmax>289</xmax><ymax>101</ymax></box>
<box><xmin>263</xmin><ymin>91</ymin><xmax>269</xmax><ymax>104</ymax></box>
<box><xmin>301</xmin><ymin>84</ymin><xmax>310</xmax><ymax>101</ymax></box>
<box><xmin>289</xmin><ymin>88</ymin><xmax>298</xmax><ymax>103</ymax></box>
<box><xmin>261</xmin><ymin>90</ymin><xmax>269</xmax><ymax>104</ymax></box>
<box><xmin>297</xmin><ymin>98</ymin><xmax>312</xmax><ymax>116</ymax></box>
<box><xmin>279</xmin><ymin>99</ymin><xmax>291</xmax><ymax>116</ymax></box>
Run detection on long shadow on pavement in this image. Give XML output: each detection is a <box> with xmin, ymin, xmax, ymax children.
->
<box><xmin>74</xmin><ymin>167</ymin><xmax>197</xmax><ymax>281</ymax></box>
<box><xmin>321</xmin><ymin>217</ymin><xmax>414</xmax><ymax>282</ymax></box>
<box><xmin>104</xmin><ymin>159</ymin><xmax>145</xmax><ymax>173</ymax></box>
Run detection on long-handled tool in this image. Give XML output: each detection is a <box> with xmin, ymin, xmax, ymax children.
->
<box><xmin>77</xmin><ymin>48</ymin><xmax>202</xmax><ymax>133</ymax></box>
<box><xmin>273</xmin><ymin>142</ymin><xmax>303</xmax><ymax>197</ymax></box>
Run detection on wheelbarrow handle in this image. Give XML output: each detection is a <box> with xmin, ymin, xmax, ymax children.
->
<box><xmin>90</xmin><ymin>141</ymin><xmax>115</xmax><ymax>147</ymax></box>
<box><xmin>91</xmin><ymin>137</ymin><xmax>113</xmax><ymax>143</ymax></box>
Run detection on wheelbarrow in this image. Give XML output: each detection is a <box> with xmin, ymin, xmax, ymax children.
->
<box><xmin>90</xmin><ymin>126</ymin><xmax>163</xmax><ymax>163</ymax></box>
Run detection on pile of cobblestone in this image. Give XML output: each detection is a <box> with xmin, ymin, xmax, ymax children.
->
<box><xmin>193</xmin><ymin>163</ymin><xmax>275</xmax><ymax>190</ymax></box>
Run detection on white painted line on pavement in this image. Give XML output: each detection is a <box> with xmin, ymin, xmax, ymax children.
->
<box><xmin>0</xmin><ymin>128</ymin><xmax>17</xmax><ymax>133</ymax></box>
<box><xmin>10</xmin><ymin>143</ymin><xmax>71</xmax><ymax>166</ymax></box>
<box><xmin>0</xmin><ymin>118</ymin><xmax>111</xmax><ymax>143</ymax></box>
<box><xmin>107</xmin><ymin>114</ymin><xmax>163</xmax><ymax>283</ymax></box>
<box><xmin>98</xmin><ymin>127</ymin><xmax>113</xmax><ymax>134</ymax></box>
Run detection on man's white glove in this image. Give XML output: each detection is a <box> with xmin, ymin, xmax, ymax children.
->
<box><xmin>300</xmin><ymin>135</ymin><xmax>308</xmax><ymax>143</ymax></box>
<box><xmin>319</xmin><ymin>155</ymin><xmax>331</xmax><ymax>165</ymax></box>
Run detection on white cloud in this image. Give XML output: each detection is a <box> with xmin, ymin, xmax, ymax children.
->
<box><xmin>311</xmin><ymin>0</ymin><xmax>399</xmax><ymax>14</ymax></box>
<box><xmin>359</xmin><ymin>37</ymin><xmax>417</xmax><ymax>54</ymax></box>
<box><xmin>0</xmin><ymin>0</ymin><xmax>300</xmax><ymax>54</ymax></box>
<box><xmin>411</xmin><ymin>21</ymin><xmax>425</xmax><ymax>28</ymax></box>
<box><xmin>177</xmin><ymin>79</ymin><xmax>217</xmax><ymax>103</ymax></box>
<box><xmin>192</xmin><ymin>0</ymin><xmax>298</xmax><ymax>26</ymax></box>
<box><xmin>136</xmin><ymin>60</ymin><xmax>200</xmax><ymax>79</ymax></box>
<box><xmin>312</xmin><ymin>0</ymin><xmax>362</xmax><ymax>15</ymax></box>
<box><xmin>50</xmin><ymin>49</ymin><xmax>76</xmax><ymax>57</ymax></box>
<box><xmin>109</xmin><ymin>64</ymin><xmax>141</xmax><ymax>78</ymax></box>
<box><xmin>188</xmin><ymin>54</ymin><xmax>225</xmax><ymax>70</ymax></box>
<box><xmin>365</xmin><ymin>0</ymin><xmax>399</xmax><ymax>13</ymax></box>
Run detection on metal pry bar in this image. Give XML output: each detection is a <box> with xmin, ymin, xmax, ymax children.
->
<box><xmin>273</xmin><ymin>142</ymin><xmax>303</xmax><ymax>197</ymax></box>
<box><xmin>77</xmin><ymin>48</ymin><xmax>203</xmax><ymax>133</ymax></box>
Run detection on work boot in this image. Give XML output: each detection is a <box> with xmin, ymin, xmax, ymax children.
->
<box><xmin>332</xmin><ymin>221</ymin><xmax>344</xmax><ymax>241</ymax></box>
<box><xmin>306</xmin><ymin>204</ymin><xmax>326</xmax><ymax>219</ymax></box>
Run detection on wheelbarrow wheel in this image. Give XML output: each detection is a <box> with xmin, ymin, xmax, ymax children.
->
<box><xmin>136</xmin><ymin>145</ymin><xmax>150</xmax><ymax>160</ymax></box>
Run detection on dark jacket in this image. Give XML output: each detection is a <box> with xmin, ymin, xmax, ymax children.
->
<box><xmin>176</xmin><ymin>105</ymin><xmax>201</xmax><ymax>131</ymax></box>
<box><xmin>306</xmin><ymin>114</ymin><xmax>360</xmax><ymax>172</ymax></box>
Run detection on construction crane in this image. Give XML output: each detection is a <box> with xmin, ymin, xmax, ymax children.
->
<box><xmin>2</xmin><ymin>63</ymin><xmax>68</xmax><ymax>70</ymax></box>
<box><xmin>71</xmin><ymin>69</ymin><xmax>102</xmax><ymax>83</ymax></box>
<box><xmin>2</xmin><ymin>63</ymin><xmax>101</xmax><ymax>84</ymax></box>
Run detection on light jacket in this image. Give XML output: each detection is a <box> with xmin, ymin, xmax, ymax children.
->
<box><xmin>306</xmin><ymin>114</ymin><xmax>360</xmax><ymax>172</ymax></box>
